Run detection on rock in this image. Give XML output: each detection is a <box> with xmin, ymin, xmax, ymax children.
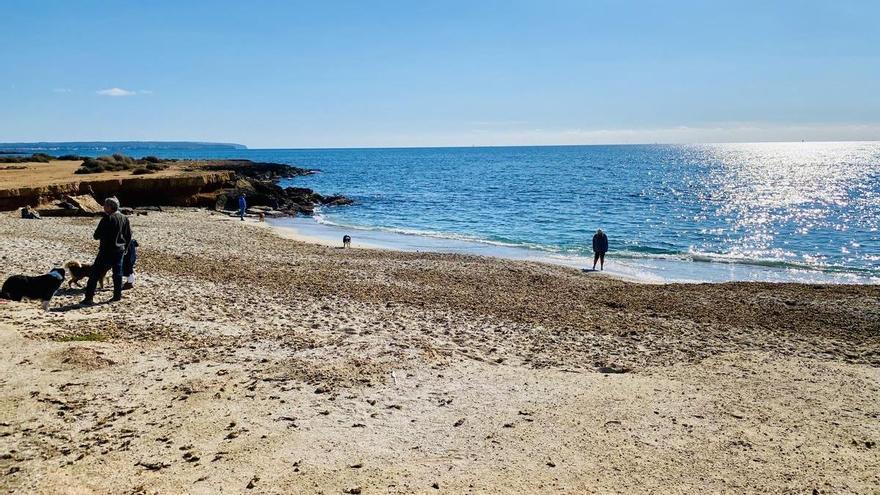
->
<box><xmin>343</xmin><ymin>488</ymin><xmax>361</xmax><ymax>494</ymax></box>
<box><xmin>234</xmin><ymin>178</ymin><xmax>257</xmax><ymax>194</ymax></box>
<box><xmin>136</xmin><ymin>460</ymin><xmax>170</xmax><ymax>471</ymax></box>
<box><xmin>596</xmin><ymin>364</ymin><xmax>630</xmax><ymax>374</ymax></box>
<box><xmin>64</xmin><ymin>194</ymin><xmax>103</xmax><ymax>215</ymax></box>
<box><xmin>36</xmin><ymin>194</ymin><xmax>105</xmax><ymax>217</ymax></box>
<box><xmin>34</xmin><ymin>200</ymin><xmax>81</xmax><ymax>217</ymax></box>
<box><xmin>246</xmin><ymin>476</ymin><xmax>259</xmax><ymax>489</ymax></box>
<box><xmin>320</xmin><ymin>195</ymin><xmax>354</xmax><ymax>206</ymax></box>
<box><xmin>293</xmin><ymin>203</ymin><xmax>315</xmax><ymax>215</ymax></box>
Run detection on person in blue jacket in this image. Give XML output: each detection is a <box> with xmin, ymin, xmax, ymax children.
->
<box><xmin>592</xmin><ymin>229</ymin><xmax>609</xmax><ymax>271</ymax></box>
<box><xmin>122</xmin><ymin>239</ymin><xmax>139</xmax><ymax>290</ymax></box>
<box><xmin>238</xmin><ymin>194</ymin><xmax>247</xmax><ymax>221</ymax></box>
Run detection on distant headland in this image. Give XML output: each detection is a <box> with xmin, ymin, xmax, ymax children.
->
<box><xmin>0</xmin><ymin>141</ymin><xmax>247</xmax><ymax>152</ymax></box>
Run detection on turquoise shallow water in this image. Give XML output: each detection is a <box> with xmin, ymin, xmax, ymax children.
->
<box><xmin>18</xmin><ymin>142</ymin><xmax>880</xmax><ymax>283</ymax></box>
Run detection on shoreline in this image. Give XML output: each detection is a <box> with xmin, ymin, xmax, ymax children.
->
<box><xmin>268</xmin><ymin>214</ymin><xmax>879</xmax><ymax>285</ymax></box>
<box><xmin>265</xmin><ymin>215</ymin><xmax>646</xmax><ymax>283</ymax></box>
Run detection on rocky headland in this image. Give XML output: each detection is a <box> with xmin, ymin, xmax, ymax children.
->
<box><xmin>0</xmin><ymin>155</ymin><xmax>352</xmax><ymax>217</ymax></box>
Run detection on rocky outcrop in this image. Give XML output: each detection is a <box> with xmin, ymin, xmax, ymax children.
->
<box><xmin>0</xmin><ymin>159</ymin><xmax>352</xmax><ymax>217</ymax></box>
<box><xmin>0</xmin><ymin>170</ymin><xmax>234</xmax><ymax>211</ymax></box>
<box><xmin>190</xmin><ymin>161</ymin><xmax>353</xmax><ymax>216</ymax></box>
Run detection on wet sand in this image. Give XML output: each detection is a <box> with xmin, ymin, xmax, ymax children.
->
<box><xmin>1</xmin><ymin>209</ymin><xmax>878</xmax><ymax>493</ymax></box>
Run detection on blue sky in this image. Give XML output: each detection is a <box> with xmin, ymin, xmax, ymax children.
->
<box><xmin>2</xmin><ymin>0</ymin><xmax>879</xmax><ymax>147</ymax></box>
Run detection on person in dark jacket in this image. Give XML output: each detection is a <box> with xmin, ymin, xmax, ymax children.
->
<box><xmin>81</xmin><ymin>197</ymin><xmax>132</xmax><ymax>305</ymax></box>
<box><xmin>592</xmin><ymin>229</ymin><xmax>609</xmax><ymax>271</ymax></box>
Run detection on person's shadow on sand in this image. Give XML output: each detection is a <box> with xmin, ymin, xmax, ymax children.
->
<box><xmin>52</xmin><ymin>300</ymin><xmax>112</xmax><ymax>312</ymax></box>
<box><xmin>54</xmin><ymin>287</ymin><xmax>84</xmax><ymax>297</ymax></box>
<box><xmin>52</xmin><ymin>287</ymin><xmax>116</xmax><ymax>312</ymax></box>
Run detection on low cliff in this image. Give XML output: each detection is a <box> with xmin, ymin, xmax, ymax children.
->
<box><xmin>0</xmin><ymin>170</ymin><xmax>234</xmax><ymax>211</ymax></box>
<box><xmin>0</xmin><ymin>159</ymin><xmax>351</xmax><ymax>215</ymax></box>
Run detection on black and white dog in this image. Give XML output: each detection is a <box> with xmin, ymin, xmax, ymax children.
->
<box><xmin>1</xmin><ymin>268</ymin><xmax>66</xmax><ymax>311</ymax></box>
<box><xmin>343</xmin><ymin>235</ymin><xmax>351</xmax><ymax>248</ymax></box>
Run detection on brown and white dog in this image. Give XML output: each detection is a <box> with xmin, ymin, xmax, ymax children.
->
<box><xmin>64</xmin><ymin>261</ymin><xmax>107</xmax><ymax>289</ymax></box>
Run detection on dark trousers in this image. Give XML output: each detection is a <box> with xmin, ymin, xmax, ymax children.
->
<box><xmin>84</xmin><ymin>251</ymin><xmax>124</xmax><ymax>300</ymax></box>
<box><xmin>593</xmin><ymin>251</ymin><xmax>606</xmax><ymax>269</ymax></box>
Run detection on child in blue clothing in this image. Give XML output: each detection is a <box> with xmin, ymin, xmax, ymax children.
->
<box><xmin>122</xmin><ymin>239</ymin><xmax>139</xmax><ymax>290</ymax></box>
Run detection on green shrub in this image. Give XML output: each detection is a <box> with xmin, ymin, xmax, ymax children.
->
<box><xmin>75</xmin><ymin>163</ymin><xmax>105</xmax><ymax>174</ymax></box>
<box><xmin>131</xmin><ymin>167</ymin><xmax>155</xmax><ymax>175</ymax></box>
<box><xmin>0</xmin><ymin>153</ymin><xmax>55</xmax><ymax>163</ymax></box>
<box><xmin>75</xmin><ymin>153</ymin><xmax>170</xmax><ymax>174</ymax></box>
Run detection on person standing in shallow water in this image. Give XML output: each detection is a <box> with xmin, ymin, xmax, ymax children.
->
<box><xmin>592</xmin><ymin>229</ymin><xmax>609</xmax><ymax>271</ymax></box>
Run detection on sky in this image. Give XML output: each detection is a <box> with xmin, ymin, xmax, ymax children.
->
<box><xmin>2</xmin><ymin>0</ymin><xmax>879</xmax><ymax>148</ymax></box>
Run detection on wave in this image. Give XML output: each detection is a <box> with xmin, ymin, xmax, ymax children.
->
<box><xmin>310</xmin><ymin>211</ymin><xmax>880</xmax><ymax>278</ymax></box>
<box><xmin>311</xmin><ymin>212</ymin><xmax>557</xmax><ymax>252</ymax></box>
<box><xmin>613</xmin><ymin>249</ymin><xmax>880</xmax><ymax>276</ymax></box>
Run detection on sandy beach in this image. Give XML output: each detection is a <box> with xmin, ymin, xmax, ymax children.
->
<box><xmin>1</xmin><ymin>208</ymin><xmax>878</xmax><ymax>494</ymax></box>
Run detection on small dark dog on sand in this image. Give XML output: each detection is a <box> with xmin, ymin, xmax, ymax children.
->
<box><xmin>343</xmin><ymin>235</ymin><xmax>351</xmax><ymax>248</ymax></box>
<box><xmin>64</xmin><ymin>261</ymin><xmax>107</xmax><ymax>289</ymax></box>
<box><xmin>1</xmin><ymin>268</ymin><xmax>65</xmax><ymax>311</ymax></box>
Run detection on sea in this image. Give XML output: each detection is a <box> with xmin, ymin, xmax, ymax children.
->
<box><xmin>14</xmin><ymin>142</ymin><xmax>880</xmax><ymax>284</ymax></box>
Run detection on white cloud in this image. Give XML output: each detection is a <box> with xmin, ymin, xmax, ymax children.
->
<box><xmin>138</xmin><ymin>89</ymin><xmax>154</xmax><ymax>95</ymax></box>
<box><xmin>96</xmin><ymin>87</ymin><xmax>136</xmax><ymax>97</ymax></box>
<box><xmin>52</xmin><ymin>88</ymin><xmax>71</xmax><ymax>93</ymax></box>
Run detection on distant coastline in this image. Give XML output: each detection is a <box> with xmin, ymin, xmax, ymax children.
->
<box><xmin>0</xmin><ymin>141</ymin><xmax>247</xmax><ymax>152</ymax></box>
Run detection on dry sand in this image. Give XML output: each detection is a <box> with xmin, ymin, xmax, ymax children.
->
<box><xmin>1</xmin><ymin>209</ymin><xmax>878</xmax><ymax>494</ymax></box>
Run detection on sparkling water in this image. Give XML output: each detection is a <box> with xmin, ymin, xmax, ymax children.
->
<box><xmin>36</xmin><ymin>142</ymin><xmax>880</xmax><ymax>283</ymax></box>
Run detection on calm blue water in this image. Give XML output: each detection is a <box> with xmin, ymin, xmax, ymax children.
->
<box><xmin>26</xmin><ymin>142</ymin><xmax>880</xmax><ymax>283</ymax></box>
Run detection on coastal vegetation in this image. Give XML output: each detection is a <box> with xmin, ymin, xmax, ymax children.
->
<box><xmin>0</xmin><ymin>152</ymin><xmax>173</xmax><ymax>175</ymax></box>
<box><xmin>75</xmin><ymin>154</ymin><xmax>173</xmax><ymax>175</ymax></box>
<box><xmin>0</xmin><ymin>153</ymin><xmax>53</xmax><ymax>163</ymax></box>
